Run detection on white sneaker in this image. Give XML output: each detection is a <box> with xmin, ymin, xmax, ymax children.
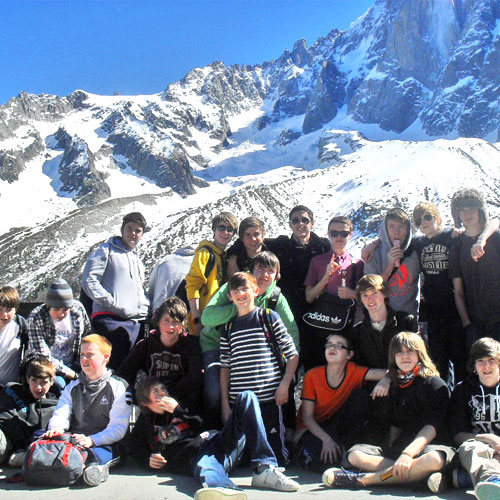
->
<box><xmin>8</xmin><ymin>450</ymin><xmax>26</xmax><ymax>468</ymax></box>
<box><xmin>194</xmin><ymin>487</ymin><xmax>247</xmax><ymax>500</ymax></box>
<box><xmin>82</xmin><ymin>463</ymin><xmax>109</xmax><ymax>486</ymax></box>
<box><xmin>475</xmin><ymin>476</ymin><xmax>500</xmax><ymax>500</ymax></box>
<box><xmin>251</xmin><ymin>466</ymin><xmax>299</xmax><ymax>492</ymax></box>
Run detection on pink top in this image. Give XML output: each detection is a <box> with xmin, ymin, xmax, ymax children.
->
<box><xmin>304</xmin><ymin>250</ymin><xmax>363</xmax><ymax>295</ymax></box>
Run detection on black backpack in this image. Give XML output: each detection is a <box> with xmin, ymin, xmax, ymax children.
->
<box><xmin>175</xmin><ymin>245</ymin><xmax>216</xmax><ymax>310</ymax></box>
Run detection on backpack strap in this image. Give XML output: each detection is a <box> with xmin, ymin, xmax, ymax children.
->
<box><xmin>15</xmin><ymin>314</ymin><xmax>28</xmax><ymax>360</ymax></box>
<box><xmin>267</xmin><ymin>286</ymin><xmax>281</xmax><ymax>311</ymax></box>
<box><xmin>258</xmin><ymin>308</ymin><xmax>286</xmax><ymax>376</ymax></box>
<box><xmin>200</xmin><ymin>245</ymin><xmax>216</xmax><ymax>280</ymax></box>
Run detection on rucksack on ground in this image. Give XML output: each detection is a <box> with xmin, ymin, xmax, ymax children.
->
<box><xmin>23</xmin><ymin>434</ymin><xmax>88</xmax><ymax>486</ymax></box>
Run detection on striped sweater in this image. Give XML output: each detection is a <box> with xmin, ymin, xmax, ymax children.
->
<box><xmin>220</xmin><ymin>307</ymin><xmax>297</xmax><ymax>403</ymax></box>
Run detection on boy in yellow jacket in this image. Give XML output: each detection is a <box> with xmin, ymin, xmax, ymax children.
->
<box><xmin>186</xmin><ymin>212</ymin><xmax>238</xmax><ymax>334</ymax></box>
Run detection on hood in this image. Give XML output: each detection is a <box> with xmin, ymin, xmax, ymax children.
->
<box><xmin>79</xmin><ymin>368</ymin><xmax>113</xmax><ymax>393</ymax></box>
<box><xmin>174</xmin><ymin>245</ymin><xmax>196</xmax><ymax>257</ymax></box>
<box><xmin>108</xmin><ymin>235</ymin><xmax>134</xmax><ymax>253</ymax></box>
<box><xmin>195</xmin><ymin>239</ymin><xmax>223</xmax><ymax>256</ymax></box>
<box><xmin>379</xmin><ymin>208</ymin><xmax>412</xmax><ymax>251</ymax></box>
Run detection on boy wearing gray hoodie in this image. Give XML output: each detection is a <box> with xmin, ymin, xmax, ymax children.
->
<box><xmin>363</xmin><ymin>208</ymin><xmax>420</xmax><ymax>316</ymax></box>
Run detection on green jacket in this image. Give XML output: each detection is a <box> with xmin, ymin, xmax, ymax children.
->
<box><xmin>200</xmin><ymin>281</ymin><xmax>299</xmax><ymax>353</ymax></box>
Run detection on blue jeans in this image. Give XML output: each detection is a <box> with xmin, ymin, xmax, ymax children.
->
<box><xmin>193</xmin><ymin>390</ymin><xmax>278</xmax><ymax>489</ymax></box>
<box><xmin>202</xmin><ymin>349</ymin><xmax>221</xmax><ymax>428</ymax></box>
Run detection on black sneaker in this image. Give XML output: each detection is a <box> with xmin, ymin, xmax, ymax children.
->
<box><xmin>82</xmin><ymin>464</ymin><xmax>109</xmax><ymax>487</ymax></box>
<box><xmin>322</xmin><ymin>468</ymin><xmax>365</xmax><ymax>489</ymax></box>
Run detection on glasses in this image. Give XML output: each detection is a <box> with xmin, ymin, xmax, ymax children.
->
<box><xmin>329</xmin><ymin>230</ymin><xmax>351</xmax><ymax>238</ymax></box>
<box><xmin>414</xmin><ymin>214</ymin><xmax>434</xmax><ymax>227</ymax></box>
<box><xmin>325</xmin><ymin>342</ymin><xmax>350</xmax><ymax>350</ymax></box>
<box><xmin>291</xmin><ymin>217</ymin><xmax>311</xmax><ymax>225</ymax></box>
<box><xmin>216</xmin><ymin>225</ymin><xmax>236</xmax><ymax>233</ymax></box>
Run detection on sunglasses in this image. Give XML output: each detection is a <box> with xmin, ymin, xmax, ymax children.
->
<box><xmin>329</xmin><ymin>230</ymin><xmax>351</xmax><ymax>238</ymax></box>
<box><xmin>291</xmin><ymin>217</ymin><xmax>311</xmax><ymax>225</ymax></box>
<box><xmin>325</xmin><ymin>342</ymin><xmax>350</xmax><ymax>350</ymax></box>
<box><xmin>415</xmin><ymin>214</ymin><xmax>434</xmax><ymax>227</ymax></box>
<box><xmin>216</xmin><ymin>225</ymin><xmax>236</xmax><ymax>233</ymax></box>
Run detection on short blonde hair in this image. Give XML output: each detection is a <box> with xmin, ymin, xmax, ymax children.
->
<box><xmin>82</xmin><ymin>334</ymin><xmax>112</xmax><ymax>357</ymax></box>
<box><xmin>413</xmin><ymin>202</ymin><xmax>442</xmax><ymax>230</ymax></box>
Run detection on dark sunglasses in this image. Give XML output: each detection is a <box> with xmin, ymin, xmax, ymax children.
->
<box><xmin>216</xmin><ymin>225</ymin><xmax>236</xmax><ymax>233</ymax></box>
<box><xmin>291</xmin><ymin>217</ymin><xmax>311</xmax><ymax>225</ymax></box>
<box><xmin>415</xmin><ymin>214</ymin><xmax>434</xmax><ymax>227</ymax></box>
<box><xmin>325</xmin><ymin>342</ymin><xmax>350</xmax><ymax>350</ymax></box>
<box><xmin>329</xmin><ymin>230</ymin><xmax>351</xmax><ymax>238</ymax></box>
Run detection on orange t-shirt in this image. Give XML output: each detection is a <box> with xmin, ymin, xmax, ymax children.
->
<box><xmin>296</xmin><ymin>361</ymin><xmax>369</xmax><ymax>429</ymax></box>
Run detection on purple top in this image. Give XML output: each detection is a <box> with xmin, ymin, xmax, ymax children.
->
<box><xmin>304</xmin><ymin>249</ymin><xmax>363</xmax><ymax>295</ymax></box>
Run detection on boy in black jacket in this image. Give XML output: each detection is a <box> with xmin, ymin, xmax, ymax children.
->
<box><xmin>0</xmin><ymin>357</ymin><xmax>57</xmax><ymax>466</ymax></box>
<box><xmin>130</xmin><ymin>377</ymin><xmax>299</xmax><ymax>500</ymax></box>
<box><xmin>450</xmin><ymin>337</ymin><xmax>500</xmax><ymax>500</ymax></box>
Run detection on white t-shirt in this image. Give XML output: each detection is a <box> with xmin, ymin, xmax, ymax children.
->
<box><xmin>0</xmin><ymin>320</ymin><xmax>21</xmax><ymax>386</ymax></box>
<box><xmin>50</xmin><ymin>313</ymin><xmax>75</xmax><ymax>367</ymax></box>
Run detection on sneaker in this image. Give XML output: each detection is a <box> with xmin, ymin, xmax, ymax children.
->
<box><xmin>194</xmin><ymin>487</ymin><xmax>248</xmax><ymax>500</ymax></box>
<box><xmin>8</xmin><ymin>450</ymin><xmax>26</xmax><ymax>468</ymax></box>
<box><xmin>452</xmin><ymin>467</ymin><xmax>473</xmax><ymax>489</ymax></box>
<box><xmin>82</xmin><ymin>464</ymin><xmax>109</xmax><ymax>487</ymax></box>
<box><xmin>427</xmin><ymin>472</ymin><xmax>448</xmax><ymax>493</ymax></box>
<box><xmin>322</xmin><ymin>467</ymin><xmax>365</xmax><ymax>489</ymax></box>
<box><xmin>296</xmin><ymin>446</ymin><xmax>313</xmax><ymax>470</ymax></box>
<box><xmin>475</xmin><ymin>476</ymin><xmax>500</xmax><ymax>500</ymax></box>
<box><xmin>251</xmin><ymin>466</ymin><xmax>300</xmax><ymax>491</ymax></box>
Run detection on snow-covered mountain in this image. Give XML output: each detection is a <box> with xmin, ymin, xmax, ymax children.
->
<box><xmin>1</xmin><ymin>0</ymin><xmax>500</xmax><ymax>300</ymax></box>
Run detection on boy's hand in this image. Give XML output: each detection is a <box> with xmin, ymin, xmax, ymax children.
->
<box><xmin>73</xmin><ymin>434</ymin><xmax>94</xmax><ymax>448</ymax></box>
<box><xmin>321</xmin><ymin>435</ymin><xmax>341</xmax><ymax>464</ymax></box>
<box><xmin>43</xmin><ymin>427</ymin><xmax>65</xmax><ymax>438</ymax></box>
<box><xmin>361</xmin><ymin>240</ymin><xmax>379</xmax><ymax>262</ymax></box>
<box><xmin>149</xmin><ymin>453</ymin><xmax>167</xmax><ymax>469</ymax></box>
<box><xmin>393</xmin><ymin>453</ymin><xmax>413</xmax><ymax>480</ymax></box>
<box><xmin>471</xmin><ymin>239</ymin><xmax>486</xmax><ymax>261</ymax></box>
<box><xmin>476</xmin><ymin>433</ymin><xmax>500</xmax><ymax>452</ymax></box>
<box><xmin>275</xmin><ymin>381</ymin><xmax>289</xmax><ymax>406</ymax></box>
<box><xmin>387</xmin><ymin>246</ymin><xmax>404</xmax><ymax>267</ymax></box>
<box><xmin>156</xmin><ymin>396</ymin><xmax>179</xmax><ymax>414</ymax></box>
<box><xmin>337</xmin><ymin>286</ymin><xmax>355</xmax><ymax>299</ymax></box>
<box><xmin>371</xmin><ymin>376</ymin><xmax>390</xmax><ymax>399</ymax></box>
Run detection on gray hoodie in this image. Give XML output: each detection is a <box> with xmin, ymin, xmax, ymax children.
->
<box><xmin>147</xmin><ymin>245</ymin><xmax>196</xmax><ymax>312</ymax></box>
<box><xmin>82</xmin><ymin>236</ymin><xmax>149</xmax><ymax>319</ymax></box>
<box><xmin>364</xmin><ymin>211</ymin><xmax>420</xmax><ymax>315</ymax></box>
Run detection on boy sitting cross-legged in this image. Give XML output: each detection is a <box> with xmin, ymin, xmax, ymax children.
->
<box><xmin>450</xmin><ymin>338</ymin><xmax>500</xmax><ymax>499</ymax></box>
<box><xmin>220</xmin><ymin>272</ymin><xmax>299</xmax><ymax>465</ymax></box>
<box><xmin>0</xmin><ymin>357</ymin><xmax>57</xmax><ymax>467</ymax></box>
<box><xmin>129</xmin><ymin>377</ymin><xmax>299</xmax><ymax>500</ymax></box>
<box><xmin>43</xmin><ymin>334</ymin><xmax>132</xmax><ymax>487</ymax></box>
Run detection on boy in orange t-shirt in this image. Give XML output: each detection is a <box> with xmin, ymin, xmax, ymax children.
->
<box><xmin>296</xmin><ymin>333</ymin><xmax>388</xmax><ymax>470</ymax></box>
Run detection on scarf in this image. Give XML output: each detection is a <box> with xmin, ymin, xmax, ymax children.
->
<box><xmin>397</xmin><ymin>364</ymin><xmax>420</xmax><ymax>388</ymax></box>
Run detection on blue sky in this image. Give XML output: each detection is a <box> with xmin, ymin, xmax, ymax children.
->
<box><xmin>1</xmin><ymin>0</ymin><xmax>373</xmax><ymax>105</ymax></box>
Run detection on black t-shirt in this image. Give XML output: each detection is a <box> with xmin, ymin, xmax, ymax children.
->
<box><xmin>390</xmin><ymin>375</ymin><xmax>450</xmax><ymax>443</ymax></box>
<box><xmin>267</xmin><ymin>233</ymin><xmax>330</xmax><ymax>317</ymax></box>
<box><xmin>449</xmin><ymin>230</ymin><xmax>500</xmax><ymax>323</ymax></box>
<box><xmin>413</xmin><ymin>229</ymin><xmax>459</xmax><ymax>318</ymax></box>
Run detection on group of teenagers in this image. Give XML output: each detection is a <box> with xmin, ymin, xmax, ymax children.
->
<box><xmin>1</xmin><ymin>187</ymin><xmax>500</xmax><ymax>500</ymax></box>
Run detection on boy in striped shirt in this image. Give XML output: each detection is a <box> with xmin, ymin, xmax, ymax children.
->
<box><xmin>220</xmin><ymin>272</ymin><xmax>299</xmax><ymax>464</ymax></box>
